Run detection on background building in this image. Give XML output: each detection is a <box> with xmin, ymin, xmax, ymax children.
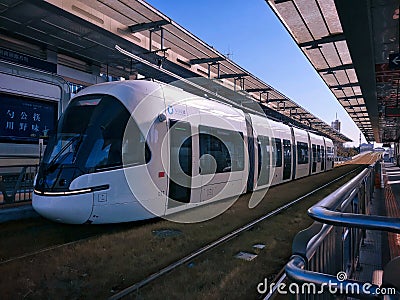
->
<box><xmin>331</xmin><ymin>114</ymin><xmax>341</xmax><ymax>132</ymax></box>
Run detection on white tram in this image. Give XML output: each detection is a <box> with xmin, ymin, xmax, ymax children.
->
<box><xmin>33</xmin><ymin>81</ymin><xmax>334</xmax><ymax>224</ymax></box>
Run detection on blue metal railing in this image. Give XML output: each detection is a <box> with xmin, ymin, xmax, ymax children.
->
<box><xmin>0</xmin><ymin>165</ymin><xmax>38</xmax><ymax>204</ymax></box>
<box><xmin>285</xmin><ymin>162</ymin><xmax>400</xmax><ymax>299</ymax></box>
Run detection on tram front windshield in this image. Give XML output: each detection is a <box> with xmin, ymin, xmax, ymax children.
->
<box><xmin>42</xmin><ymin>94</ymin><xmax>131</xmax><ymax>173</ymax></box>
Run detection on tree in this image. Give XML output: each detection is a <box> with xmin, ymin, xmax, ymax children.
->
<box><xmin>336</xmin><ymin>145</ymin><xmax>359</xmax><ymax>158</ymax></box>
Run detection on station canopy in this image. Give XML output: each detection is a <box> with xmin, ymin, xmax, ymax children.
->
<box><xmin>0</xmin><ymin>0</ymin><xmax>350</xmax><ymax>142</ymax></box>
<box><xmin>266</xmin><ymin>0</ymin><xmax>400</xmax><ymax>143</ymax></box>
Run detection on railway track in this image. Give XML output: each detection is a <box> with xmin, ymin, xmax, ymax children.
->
<box><xmin>109</xmin><ymin>165</ymin><xmax>365</xmax><ymax>300</ymax></box>
<box><xmin>0</xmin><ymin>216</ymin><xmax>153</xmax><ymax>264</ymax></box>
<box><xmin>0</xmin><ymin>155</ymin><xmax>378</xmax><ymax>299</ymax></box>
<box><xmin>335</xmin><ymin>151</ymin><xmax>381</xmax><ymax>166</ymax></box>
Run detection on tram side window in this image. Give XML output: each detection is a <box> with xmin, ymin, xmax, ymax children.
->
<box><xmin>199</xmin><ymin>125</ymin><xmax>244</xmax><ymax>174</ymax></box>
<box><xmin>317</xmin><ymin>145</ymin><xmax>321</xmax><ymax>162</ymax></box>
<box><xmin>257</xmin><ymin>135</ymin><xmax>270</xmax><ymax>186</ymax></box>
<box><xmin>272</xmin><ymin>138</ymin><xmax>282</xmax><ymax>167</ymax></box>
<box><xmin>297</xmin><ymin>142</ymin><xmax>309</xmax><ymax>164</ymax></box>
<box><xmin>120</xmin><ymin>117</ymin><xmax>151</xmax><ymax>167</ymax></box>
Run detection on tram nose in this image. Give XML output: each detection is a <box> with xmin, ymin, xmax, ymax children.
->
<box><xmin>32</xmin><ymin>192</ymin><xmax>93</xmax><ymax>224</ymax></box>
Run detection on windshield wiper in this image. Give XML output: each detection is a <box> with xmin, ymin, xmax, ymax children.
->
<box><xmin>48</xmin><ymin>135</ymin><xmax>81</xmax><ymax>169</ymax></box>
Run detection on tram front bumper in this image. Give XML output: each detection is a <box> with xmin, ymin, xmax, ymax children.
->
<box><xmin>32</xmin><ymin>192</ymin><xmax>93</xmax><ymax>224</ymax></box>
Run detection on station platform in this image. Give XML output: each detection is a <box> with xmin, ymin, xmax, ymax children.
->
<box><xmin>0</xmin><ymin>202</ymin><xmax>38</xmax><ymax>223</ymax></box>
<box><xmin>352</xmin><ymin>162</ymin><xmax>400</xmax><ymax>289</ymax></box>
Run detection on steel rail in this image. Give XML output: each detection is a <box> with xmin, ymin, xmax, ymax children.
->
<box><xmin>109</xmin><ymin>166</ymin><xmax>364</xmax><ymax>300</ymax></box>
<box><xmin>0</xmin><ymin>235</ymin><xmax>98</xmax><ymax>266</ymax></box>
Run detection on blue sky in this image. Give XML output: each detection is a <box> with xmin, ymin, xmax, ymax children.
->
<box><xmin>146</xmin><ymin>0</ymin><xmax>365</xmax><ymax>146</ymax></box>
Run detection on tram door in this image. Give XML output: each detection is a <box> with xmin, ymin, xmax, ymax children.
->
<box><xmin>283</xmin><ymin>139</ymin><xmax>292</xmax><ymax>180</ymax></box>
<box><xmin>321</xmin><ymin>146</ymin><xmax>325</xmax><ymax>171</ymax></box>
<box><xmin>245</xmin><ymin>114</ymin><xmax>255</xmax><ymax>192</ymax></box>
<box><xmin>291</xmin><ymin>128</ymin><xmax>296</xmax><ymax>180</ymax></box>
<box><xmin>167</xmin><ymin>120</ymin><xmax>192</xmax><ymax>207</ymax></box>
<box><xmin>312</xmin><ymin>144</ymin><xmax>317</xmax><ymax>173</ymax></box>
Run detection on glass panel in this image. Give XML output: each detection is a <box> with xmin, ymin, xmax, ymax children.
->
<box><xmin>170</xmin><ymin>120</ymin><xmax>192</xmax><ymax>177</ymax></box>
<box><xmin>199</xmin><ymin>125</ymin><xmax>244</xmax><ymax>175</ymax></box>
<box><xmin>257</xmin><ymin>135</ymin><xmax>270</xmax><ymax>186</ymax></box>
<box><xmin>335</xmin><ymin>70</ymin><xmax>350</xmax><ymax>85</ymax></box>
<box><xmin>312</xmin><ymin>144</ymin><xmax>317</xmax><ymax>172</ymax></box>
<box><xmin>43</xmin><ymin>94</ymin><xmax>151</xmax><ymax>173</ymax></box>
<box><xmin>320</xmin><ymin>73</ymin><xmax>338</xmax><ymax>86</ymax></box>
<box><xmin>121</xmin><ymin>118</ymin><xmax>151</xmax><ymax>167</ymax></box>
<box><xmin>81</xmin><ymin>97</ymin><xmax>147</xmax><ymax>171</ymax></box>
<box><xmin>312</xmin><ymin>144</ymin><xmax>317</xmax><ymax>161</ymax></box>
<box><xmin>346</xmin><ymin>68</ymin><xmax>358</xmax><ymax>83</ymax></box>
<box><xmin>333</xmin><ymin>89</ymin><xmax>346</xmax><ymax>98</ymax></box>
<box><xmin>283</xmin><ymin>139</ymin><xmax>292</xmax><ymax>180</ymax></box>
<box><xmin>352</xmin><ymin>86</ymin><xmax>362</xmax><ymax>95</ymax></box>
<box><xmin>168</xmin><ymin>120</ymin><xmax>192</xmax><ymax>204</ymax></box>
<box><xmin>44</xmin><ymin>134</ymin><xmax>81</xmax><ymax>166</ymax></box>
<box><xmin>321</xmin><ymin>43</ymin><xmax>342</xmax><ymax>67</ymax></box>
<box><xmin>272</xmin><ymin>138</ymin><xmax>282</xmax><ymax>167</ymax></box>
<box><xmin>274</xmin><ymin>1</ymin><xmax>313</xmax><ymax>43</ymax></box>
<box><xmin>303</xmin><ymin>47</ymin><xmax>329</xmax><ymax>69</ymax></box>
<box><xmin>335</xmin><ymin>40</ymin><xmax>352</xmax><ymax>65</ymax></box>
<box><xmin>317</xmin><ymin>0</ymin><xmax>342</xmax><ymax>34</ymax></box>
<box><xmin>294</xmin><ymin>0</ymin><xmax>329</xmax><ymax>39</ymax></box>
<box><xmin>343</xmin><ymin>86</ymin><xmax>357</xmax><ymax>96</ymax></box>
<box><xmin>297</xmin><ymin>141</ymin><xmax>309</xmax><ymax>164</ymax></box>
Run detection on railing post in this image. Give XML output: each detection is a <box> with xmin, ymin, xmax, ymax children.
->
<box><xmin>0</xmin><ymin>175</ymin><xmax>13</xmax><ymax>203</ymax></box>
<box><xmin>0</xmin><ymin>164</ymin><xmax>38</xmax><ymax>205</ymax></box>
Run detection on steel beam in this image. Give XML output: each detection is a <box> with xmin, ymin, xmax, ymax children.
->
<box><xmin>189</xmin><ymin>57</ymin><xmax>225</xmax><ymax>65</ymax></box>
<box><xmin>330</xmin><ymin>82</ymin><xmax>360</xmax><ymax>89</ymax></box>
<box><xmin>245</xmin><ymin>88</ymin><xmax>272</xmax><ymax>92</ymax></box>
<box><xmin>337</xmin><ymin>95</ymin><xmax>363</xmax><ymax>100</ymax></box>
<box><xmin>299</xmin><ymin>33</ymin><xmax>346</xmax><ymax>48</ymax></box>
<box><xmin>266</xmin><ymin>98</ymin><xmax>286</xmax><ymax>102</ymax></box>
<box><xmin>318</xmin><ymin>64</ymin><xmax>354</xmax><ymax>73</ymax></box>
<box><xmin>129</xmin><ymin>19</ymin><xmax>171</xmax><ymax>33</ymax></box>
<box><xmin>218</xmin><ymin>73</ymin><xmax>248</xmax><ymax>79</ymax></box>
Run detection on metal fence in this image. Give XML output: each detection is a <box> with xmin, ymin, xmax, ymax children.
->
<box><xmin>0</xmin><ymin>165</ymin><xmax>38</xmax><ymax>205</ymax></box>
<box><xmin>285</xmin><ymin>162</ymin><xmax>400</xmax><ymax>299</ymax></box>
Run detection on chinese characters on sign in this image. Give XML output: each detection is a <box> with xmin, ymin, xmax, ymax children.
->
<box><xmin>1</xmin><ymin>93</ymin><xmax>57</xmax><ymax>142</ymax></box>
<box><xmin>0</xmin><ymin>48</ymin><xmax>57</xmax><ymax>73</ymax></box>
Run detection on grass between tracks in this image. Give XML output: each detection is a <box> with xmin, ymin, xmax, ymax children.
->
<box><xmin>0</xmin><ymin>164</ymin><xmax>370</xmax><ymax>299</ymax></box>
<box><xmin>136</xmin><ymin>165</ymin><xmax>367</xmax><ymax>300</ymax></box>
